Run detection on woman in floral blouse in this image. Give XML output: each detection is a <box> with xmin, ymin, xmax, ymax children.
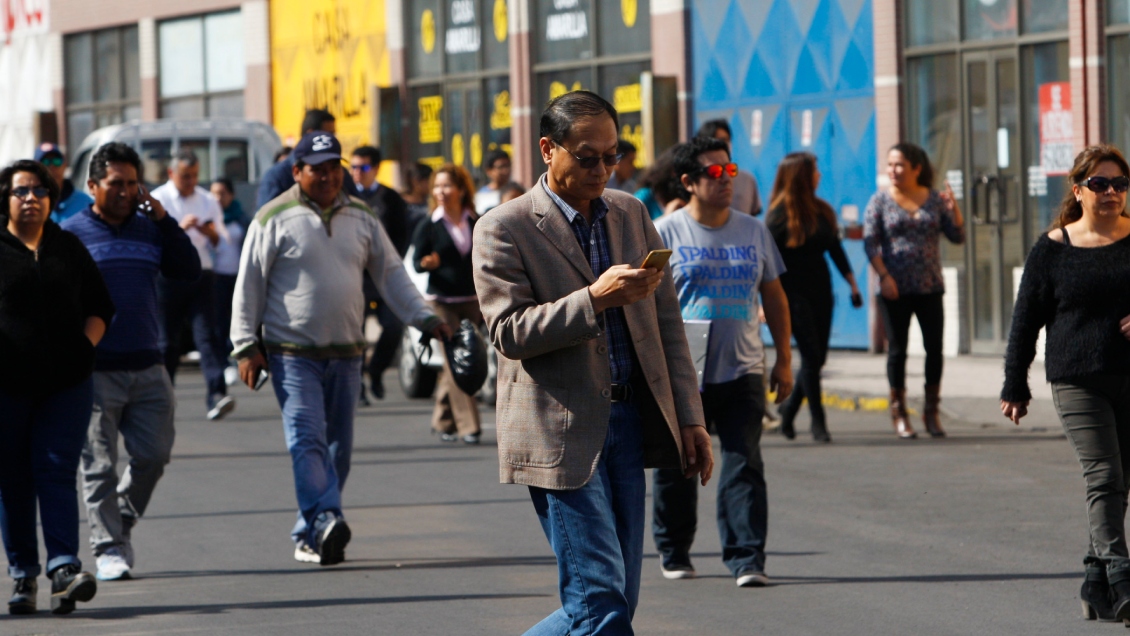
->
<box><xmin>864</xmin><ymin>143</ymin><xmax>965</xmax><ymax>439</ymax></box>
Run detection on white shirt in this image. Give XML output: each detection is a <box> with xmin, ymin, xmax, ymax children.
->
<box><xmin>474</xmin><ymin>186</ymin><xmax>501</xmax><ymax>215</ymax></box>
<box><xmin>152</xmin><ymin>183</ymin><xmax>228</xmax><ymax>271</ymax></box>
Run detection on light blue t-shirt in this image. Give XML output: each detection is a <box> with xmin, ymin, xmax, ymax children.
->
<box><xmin>655</xmin><ymin>208</ymin><xmax>785</xmax><ymax>383</ymax></box>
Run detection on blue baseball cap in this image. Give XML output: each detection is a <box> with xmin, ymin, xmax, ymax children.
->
<box><xmin>292</xmin><ymin>132</ymin><xmax>342</xmax><ymax>166</ymax></box>
<box><xmin>34</xmin><ymin>143</ymin><xmax>64</xmax><ymax>162</ymax></box>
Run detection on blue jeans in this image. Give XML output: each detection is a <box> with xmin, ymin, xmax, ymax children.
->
<box><xmin>269</xmin><ymin>354</ymin><xmax>361</xmax><ymax>547</ymax></box>
<box><xmin>653</xmin><ymin>374</ymin><xmax>767</xmax><ymax>577</ymax></box>
<box><xmin>0</xmin><ymin>379</ymin><xmax>94</xmax><ymax>578</ymax></box>
<box><xmin>526</xmin><ymin>401</ymin><xmax>645</xmax><ymax>636</ymax></box>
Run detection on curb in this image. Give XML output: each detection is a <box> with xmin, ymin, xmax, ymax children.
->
<box><xmin>768</xmin><ymin>391</ymin><xmax>916</xmax><ymax>416</ymax></box>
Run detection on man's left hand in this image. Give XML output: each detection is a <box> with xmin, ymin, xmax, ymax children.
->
<box><xmin>681</xmin><ymin>426</ymin><xmax>714</xmax><ymax>486</ymax></box>
<box><xmin>770</xmin><ymin>358</ymin><xmax>793</xmax><ymax>404</ymax></box>
<box><xmin>431</xmin><ymin>321</ymin><xmax>454</xmax><ymax>341</ymax></box>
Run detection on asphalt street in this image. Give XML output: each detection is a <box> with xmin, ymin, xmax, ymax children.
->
<box><xmin>0</xmin><ymin>366</ymin><xmax>1112</xmax><ymax>635</ymax></box>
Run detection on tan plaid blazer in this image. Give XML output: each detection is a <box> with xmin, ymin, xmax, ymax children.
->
<box><xmin>472</xmin><ymin>181</ymin><xmax>705</xmax><ymax>490</ymax></box>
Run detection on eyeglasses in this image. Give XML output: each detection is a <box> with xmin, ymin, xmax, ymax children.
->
<box><xmin>695</xmin><ymin>162</ymin><xmax>739</xmax><ymax>180</ymax></box>
<box><xmin>350</xmin><ymin>164</ymin><xmax>373</xmax><ymax>173</ymax></box>
<box><xmin>10</xmin><ymin>186</ymin><xmax>49</xmax><ymax>200</ymax></box>
<box><xmin>551</xmin><ymin>140</ymin><xmax>623</xmax><ymax>170</ymax></box>
<box><xmin>40</xmin><ymin>157</ymin><xmax>63</xmax><ymax>167</ymax></box>
<box><xmin>1078</xmin><ymin>175</ymin><xmax>1130</xmax><ymax>193</ymax></box>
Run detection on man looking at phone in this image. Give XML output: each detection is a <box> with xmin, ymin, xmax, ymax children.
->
<box><xmin>231</xmin><ymin>132</ymin><xmax>450</xmax><ymax>566</ymax></box>
<box><xmin>151</xmin><ymin>149</ymin><xmax>234</xmax><ymax>421</ymax></box>
<box><xmin>62</xmin><ymin>143</ymin><xmax>200</xmax><ymax>582</ymax></box>
<box><xmin>650</xmin><ymin>135</ymin><xmax>793</xmax><ymax>587</ymax></box>
<box><xmin>473</xmin><ymin>90</ymin><xmax>713</xmax><ymax>634</ymax></box>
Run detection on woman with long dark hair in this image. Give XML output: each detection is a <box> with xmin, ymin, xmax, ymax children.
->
<box><xmin>863</xmin><ymin>143</ymin><xmax>964</xmax><ymax>439</ymax></box>
<box><xmin>1002</xmin><ymin>145</ymin><xmax>1130</xmax><ymax>622</ymax></box>
<box><xmin>766</xmin><ymin>153</ymin><xmax>860</xmax><ymax>442</ymax></box>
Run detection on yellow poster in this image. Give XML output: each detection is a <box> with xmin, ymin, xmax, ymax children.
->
<box><xmin>270</xmin><ymin>0</ymin><xmax>391</xmax><ymax>156</ymax></box>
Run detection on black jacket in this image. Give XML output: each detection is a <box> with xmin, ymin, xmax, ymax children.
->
<box><xmin>0</xmin><ymin>221</ymin><xmax>116</xmax><ymax>398</ymax></box>
<box><xmin>354</xmin><ymin>183</ymin><xmax>412</xmax><ymax>257</ymax></box>
<box><xmin>412</xmin><ymin>212</ymin><xmax>477</xmax><ymax>299</ymax></box>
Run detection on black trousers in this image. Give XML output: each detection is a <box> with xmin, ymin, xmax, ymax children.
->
<box><xmin>161</xmin><ymin>271</ymin><xmax>227</xmax><ymax>404</ymax></box>
<box><xmin>780</xmin><ymin>289</ymin><xmax>833</xmax><ymax>426</ymax></box>
<box><xmin>878</xmin><ymin>293</ymin><xmax>944</xmax><ymax>389</ymax></box>
<box><xmin>368</xmin><ymin>301</ymin><xmax>404</xmax><ymax>383</ymax></box>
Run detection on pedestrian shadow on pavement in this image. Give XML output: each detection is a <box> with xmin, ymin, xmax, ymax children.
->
<box><xmin>173</xmin><ymin>442</ymin><xmax>494</xmax><ymax>461</ymax></box>
<box><xmin>763</xmin><ymin>433</ymin><xmax>1066</xmax><ymax>449</ymax></box>
<box><xmin>691</xmin><ymin>571</ymin><xmax>1080</xmax><ymax>585</ymax></box>
<box><xmin>68</xmin><ymin>592</ymin><xmax>551</xmax><ymax>620</ymax></box>
<box><xmin>139</xmin><ymin>555</ymin><xmax>559</xmax><ymax>580</ymax></box>
<box><xmin>137</xmin><ymin>497</ymin><xmax>529</xmax><ymax>522</ymax></box>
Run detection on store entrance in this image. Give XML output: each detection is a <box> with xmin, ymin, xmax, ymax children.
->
<box><xmin>962</xmin><ymin>50</ymin><xmax>1025</xmax><ymax>354</ymax></box>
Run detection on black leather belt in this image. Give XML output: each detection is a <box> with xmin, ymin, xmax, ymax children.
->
<box><xmin>610</xmin><ymin>383</ymin><xmax>632</xmax><ymax>402</ymax></box>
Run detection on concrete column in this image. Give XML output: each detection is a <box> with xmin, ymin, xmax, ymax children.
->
<box><xmin>50</xmin><ymin>32</ymin><xmax>67</xmax><ymax>148</ymax></box>
<box><xmin>650</xmin><ymin>0</ymin><xmax>689</xmax><ymax>139</ymax></box>
<box><xmin>139</xmin><ymin>17</ymin><xmax>158</xmax><ymax>120</ymax></box>
<box><xmin>509</xmin><ymin>0</ymin><xmax>534</xmax><ymax>187</ymax></box>
<box><xmin>242</xmin><ymin>0</ymin><xmax>271</xmax><ymax>123</ymax></box>
<box><xmin>1069</xmin><ymin>0</ymin><xmax>1107</xmax><ymax>149</ymax></box>
<box><xmin>870</xmin><ymin>0</ymin><xmax>902</xmax><ymax>353</ymax></box>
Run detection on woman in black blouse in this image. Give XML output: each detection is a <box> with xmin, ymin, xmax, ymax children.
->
<box><xmin>766</xmin><ymin>153</ymin><xmax>861</xmax><ymax>442</ymax></box>
<box><xmin>412</xmin><ymin>164</ymin><xmax>481</xmax><ymax>444</ymax></box>
<box><xmin>1002</xmin><ymin>145</ymin><xmax>1130</xmax><ymax>622</ymax></box>
<box><xmin>0</xmin><ymin>160</ymin><xmax>115</xmax><ymax>615</ymax></box>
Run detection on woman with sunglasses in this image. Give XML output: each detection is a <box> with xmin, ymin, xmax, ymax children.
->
<box><xmin>0</xmin><ymin>160</ymin><xmax>115</xmax><ymax>615</ymax></box>
<box><xmin>863</xmin><ymin>142</ymin><xmax>964</xmax><ymax>439</ymax></box>
<box><xmin>766</xmin><ymin>153</ymin><xmax>861</xmax><ymax>443</ymax></box>
<box><xmin>1002</xmin><ymin>145</ymin><xmax>1130</xmax><ymax>622</ymax></box>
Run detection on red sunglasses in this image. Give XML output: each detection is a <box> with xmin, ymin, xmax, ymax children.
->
<box><xmin>696</xmin><ymin>162</ymin><xmax>739</xmax><ymax>179</ymax></box>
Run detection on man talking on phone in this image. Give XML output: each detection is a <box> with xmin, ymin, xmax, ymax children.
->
<box><xmin>650</xmin><ymin>135</ymin><xmax>792</xmax><ymax>588</ymax></box>
<box><xmin>62</xmin><ymin>143</ymin><xmax>201</xmax><ymax>582</ymax></box>
<box><xmin>472</xmin><ymin>91</ymin><xmax>713</xmax><ymax>634</ymax></box>
<box><xmin>231</xmin><ymin>132</ymin><xmax>449</xmax><ymax>566</ymax></box>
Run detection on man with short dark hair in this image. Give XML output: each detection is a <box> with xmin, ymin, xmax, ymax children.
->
<box><xmin>697</xmin><ymin>119</ymin><xmax>763</xmax><ymax>216</ymax></box>
<box><xmin>473</xmin><ymin>90</ymin><xmax>714</xmax><ymax>633</ymax></box>
<box><xmin>256</xmin><ymin>110</ymin><xmax>356</xmax><ymax>208</ymax></box>
<box><xmin>651</xmin><ymin>135</ymin><xmax>792</xmax><ymax>588</ymax></box>
<box><xmin>62</xmin><ymin>142</ymin><xmax>200</xmax><ymax>582</ymax></box>
<box><xmin>606</xmin><ymin>139</ymin><xmax>639</xmax><ymax>193</ymax></box>
<box><xmin>37</xmin><ymin>143</ymin><xmax>93</xmax><ymax>224</ymax></box>
<box><xmin>152</xmin><ymin>149</ymin><xmax>234</xmax><ymax>420</ymax></box>
<box><xmin>473</xmin><ymin>149</ymin><xmax>512</xmax><ymax>214</ymax></box>
<box><xmin>232</xmin><ymin>132</ymin><xmax>450</xmax><ymax>565</ymax></box>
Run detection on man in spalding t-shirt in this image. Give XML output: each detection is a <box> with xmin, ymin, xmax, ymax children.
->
<box><xmin>650</xmin><ymin>135</ymin><xmax>793</xmax><ymax>588</ymax></box>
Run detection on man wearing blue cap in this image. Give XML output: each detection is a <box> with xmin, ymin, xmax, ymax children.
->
<box><xmin>231</xmin><ymin>132</ymin><xmax>451</xmax><ymax>565</ymax></box>
<box><xmin>37</xmin><ymin>143</ymin><xmax>94</xmax><ymax>224</ymax></box>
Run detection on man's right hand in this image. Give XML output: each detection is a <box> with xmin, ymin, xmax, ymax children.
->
<box><xmin>180</xmin><ymin>214</ymin><xmax>200</xmax><ymax>231</ymax></box>
<box><xmin>588</xmin><ymin>265</ymin><xmax>663</xmax><ymax>313</ymax></box>
<box><xmin>239</xmin><ymin>352</ymin><xmax>267</xmax><ymax>389</ymax></box>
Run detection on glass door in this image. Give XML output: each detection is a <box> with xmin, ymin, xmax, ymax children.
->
<box><xmin>963</xmin><ymin>50</ymin><xmax>1023</xmax><ymax>354</ymax></box>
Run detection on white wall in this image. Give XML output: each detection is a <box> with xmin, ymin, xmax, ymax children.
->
<box><xmin>0</xmin><ymin>0</ymin><xmax>53</xmax><ymax>166</ymax></box>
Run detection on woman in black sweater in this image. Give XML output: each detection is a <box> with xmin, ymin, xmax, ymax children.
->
<box><xmin>1002</xmin><ymin>145</ymin><xmax>1130</xmax><ymax>622</ymax></box>
<box><xmin>413</xmin><ymin>164</ymin><xmax>481</xmax><ymax>444</ymax></box>
<box><xmin>0</xmin><ymin>160</ymin><xmax>115</xmax><ymax>616</ymax></box>
<box><xmin>766</xmin><ymin>153</ymin><xmax>861</xmax><ymax>442</ymax></box>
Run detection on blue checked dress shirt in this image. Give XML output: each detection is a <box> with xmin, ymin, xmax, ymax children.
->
<box><xmin>542</xmin><ymin>180</ymin><xmax>633</xmax><ymax>384</ymax></box>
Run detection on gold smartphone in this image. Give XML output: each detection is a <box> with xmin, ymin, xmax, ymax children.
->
<box><xmin>640</xmin><ymin>249</ymin><xmax>673</xmax><ymax>270</ymax></box>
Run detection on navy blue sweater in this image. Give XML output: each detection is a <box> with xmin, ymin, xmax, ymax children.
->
<box><xmin>63</xmin><ymin>207</ymin><xmax>201</xmax><ymax>371</ymax></box>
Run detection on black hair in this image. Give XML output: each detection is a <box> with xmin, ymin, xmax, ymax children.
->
<box><xmin>890</xmin><ymin>142</ymin><xmax>934</xmax><ymax>188</ymax></box>
<box><xmin>212</xmin><ymin>177</ymin><xmax>235</xmax><ymax>194</ymax></box>
<box><xmin>351</xmin><ymin>145</ymin><xmax>382</xmax><ymax>165</ymax></box>
<box><xmin>500</xmin><ymin>181</ymin><xmax>526</xmax><ymax>200</ymax></box>
<box><xmin>0</xmin><ymin>159</ymin><xmax>61</xmax><ymax>213</ymax></box>
<box><xmin>273</xmin><ymin>146</ymin><xmax>293</xmax><ymax>163</ymax></box>
<box><xmin>171</xmin><ymin>148</ymin><xmax>199</xmax><ymax>168</ymax></box>
<box><xmin>539</xmin><ymin>90</ymin><xmax>619</xmax><ymax>142</ymax></box>
<box><xmin>673</xmin><ymin>136</ymin><xmax>731</xmax><ymax>183</ymax></box>
<box><xmin>484</xmin><ymin>149</ymin><xmax>511</xmax><ymax>170</ymax></box>
<box><xmin>637</xmin><ymin>146</ymin><xmax>685</xmax><ymax>206</ymax></box>
<box><xmin>403</xmin><ymin>162</ymin><xmax>433</xmax><ymax>189</ymax></box>
<box><xmin>617</xmin><ymin>139</ymin><xmax>637</xmax><ymax>155</ymax></box>
<box><xmin>89</xmin><ymin>142</ymin><xmax>142</xmax><ymax>183</ymax></box>
<box><xmin>301</xmin><ymin>109</ymin><xmax>336</xmax><ymax>135</ymax></box>
<box><xmin>696</xmin><ymin>119</ymin><xmax>732</xmax><ymax>140</ymax></box>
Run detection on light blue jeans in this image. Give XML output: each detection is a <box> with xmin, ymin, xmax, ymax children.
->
<box><xmin>269</xmin><ymin>354</ymin><xmax>361</xmax><ymax>547</ymax></box>
<box><xmin>525</xmin><ymin>401</ymin><xmax>646</xmax><ymax>636</ymax></box>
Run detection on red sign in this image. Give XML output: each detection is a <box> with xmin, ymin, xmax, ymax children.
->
<box><xmin>1039</xmin><ymin>82</ymin><xmax>1073</xmax><ymax>176</ymax></box>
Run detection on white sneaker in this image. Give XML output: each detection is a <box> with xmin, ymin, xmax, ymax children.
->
<box><xmin>96</xmin><ymin>548</ymin><xmax>132</xmax><ymax>581</ymax></box>
<box><xmin>224</xmin><ymin>366</ymin><xmax>240</xmax><ymax>387</ymax></box>
<box><xmin>736</xmin><ymin>570</ymin><xmax>769</xmax><ymax>587</ymax></box>
<box><xmin>207</xmin><ymin>396</ymin><xmax>236</xmax><ymax>421</ymax></box>
<box><xmin>294</xmin><ymin>542</ymin><xmax>320</xmax><ymax>563</ymax></box>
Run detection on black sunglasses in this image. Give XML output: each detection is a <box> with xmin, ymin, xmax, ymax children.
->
<box><xmin>10</xmin><ymin>186</ymin><xmax>50</xmax><ymax>200</ymax></box>
<box><xmin>1078</xmin><ymin>176</ymin><xmax>1130</xmax><ymax>193</ymax></box>
<box><xmin>552</xmin><ymin>140</ymin><xmax>623</xmax><ymax>170</ymax></box>
<box><xmin>350</xmin><ymin>164</ymin><xmax>373</xmax><ymax>172</ymax></box>
<box><xmin>40</xmin><ymin>157</ymin><xmax>64</xmax><ymax>167</ymax></box>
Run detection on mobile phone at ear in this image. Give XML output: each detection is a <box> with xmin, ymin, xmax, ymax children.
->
<box><xmin>135</xmin><ymin>185</ymin><xmax>154</xmax><ymax>217</ymax></box>
<box><xmin>640</xmin><ymin>249</ymin><xmax>673</xmax><ymax>270</ymax></box>
<box><xmin>253</xmin><ymin>368</ymin><xmax>270</xmax><ymax>391</ymax></box>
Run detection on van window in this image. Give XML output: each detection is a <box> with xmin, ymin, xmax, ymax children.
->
<box><xmin>217</xmin><ymin>140</ymin><xmax>249</xmax><ymax>182</ymax></box>
<box><xmin>140</xmin><ymin>140</ymin><xmax>172</xmax><ymax>186</ymax></box>
<box><xmin>179</xmin><ymin>139</ymin><xmax>212</xmax><ymax>182</ymax></box>
<box><xmin>70</xmin><ymin>149</ymin><xmax>92</xmax><ymax>187</ymax></box>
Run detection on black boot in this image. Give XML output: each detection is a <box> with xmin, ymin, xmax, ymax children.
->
<box><xmin>811</xmin><ymin>417</ymin><xmax>832</xmax><ymax>443</ymax></box>
<box><xmin>49</xmin><ymin>564</ymin><xmax>96</xmax><ymax>615</ymax></box>
<box><xmin>1081</xmin><ymin>572</ymin><xmax>1116</xmax><ymax>621</ymax></box>
<box><xmin>778</xmin><ymin>395</ymin><xmax>798</xmax><ymax>441</ymax></box>
<box><xmin>1111</xmin><ymin>579</ymin><xmax>1130</xmax><ymax>621</ymax></box>
<box><xmin>8</xmin><ymin>577</ymin><xmax>36</xmax><ymax>615</ymax></box>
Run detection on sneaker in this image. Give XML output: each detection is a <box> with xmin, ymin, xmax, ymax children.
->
<box><xmin>95</xmin><ymin>548</ymin><xmax>131</xmax><ymax>581</ymax></box>
<box><xmin>439</xmin><ymin>432</ymin><xmax>459</xmax><ymax>443</ymax></box>
<box><xmin>660</xmin><ymin>554</ymin><xmax>696</xmax><ymax>580</ymax></box>
<box><xmin>207</xmin><ymin>395</ymin><xmax>236</xmax><ymax>421</ymax></box>
<box><xmin>736</xmin><ymin>570</ymin><xmax>770</xmax><ymax>587</ymax></box>
<box><xmin>462</xmin><ymin>433</ymin><xmax>481</xmax><ymax>445</ymax></box>
<box><xmin>50</xmin><ymin>564</ymin><xmax>96</xmax><ymax>615</ymax></box>
<box><xmin>315</xmin><ymin>516</ymin><xmax>352</xmax><ymax>566</ymax></box>
<box><xmin>8</xmin><ymin>577</ymin><xmax>36</xmax><ymax>615</ymax></box>
<box><xmin>294</xmin><ymin>542</ymin><xmax>320</xmax><ymax>564</ymax></box>
<box><xmin>224</xmin><ymin>365</ymin><xmax>240</xmax><ymax>387</ymax></box>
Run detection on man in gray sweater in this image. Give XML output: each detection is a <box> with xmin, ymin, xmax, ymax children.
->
<box><xmin>232</xmin><ymin>132</ymin><xmax>450</xmax><ymax>565</ymax></box>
